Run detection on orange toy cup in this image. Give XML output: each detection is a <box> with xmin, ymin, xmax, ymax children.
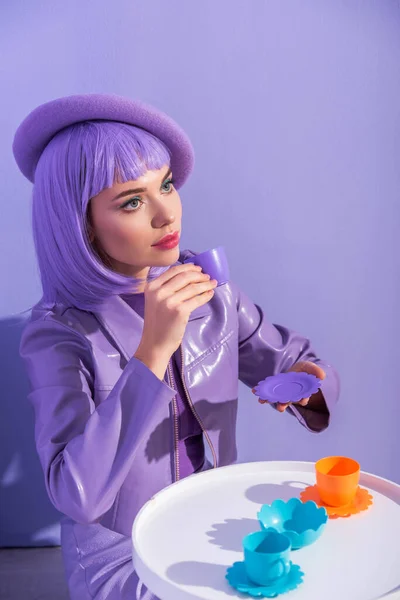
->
<box><xmin>315</xmin><ymin>456</ymin><xmax>360</xmax><ymax>507</ymax></box>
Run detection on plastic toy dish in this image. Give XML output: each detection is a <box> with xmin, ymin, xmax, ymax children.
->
<box><xmin>253</xmin><ymin>372</ymin><xmax>322</xmax><ymax>404</ymax></box>
<box><xmin>257</xmin><ymin>498</ymin><xmax>328</xmax><ymax>550</ymax></box>
<box><xmin>300</xmin><ymin>485</ymin><xmax>373</xmax><ymax>518</ymax></box>
<box><xmin>184</xmin><ymin>246</ymin><xmax>230</xmax><ymax>286</ymax></box>
<box><xmin>226</xmin><ymin>561</ymin><xmax>304</xmax><ymax>598</ymax></box>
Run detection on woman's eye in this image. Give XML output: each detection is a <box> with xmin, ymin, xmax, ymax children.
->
<box><xmin>121</xmin><ymin>197</ymin><xmax>142</xmax><ymax>212</ymax></box>
<box><xmin>162</xmin><ymin>178</ymin><xmax>175</xmax><ymax>192</ymax></box>
<box><xmin>120</xmin><ymin>178</ymin><xmax>174</xmax><ymax>212</ymax></box>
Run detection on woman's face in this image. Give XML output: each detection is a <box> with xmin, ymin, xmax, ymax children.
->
<box><xmin>88</xmin><ymin>164</ymin><xmax>182</xmax><ymax>282</ymax></box>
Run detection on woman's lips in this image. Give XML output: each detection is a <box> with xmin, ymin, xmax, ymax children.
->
<box><xmin>152</xmin><ymin>231</ymin><xmax>180</xmax><ymax>250</ymax></box>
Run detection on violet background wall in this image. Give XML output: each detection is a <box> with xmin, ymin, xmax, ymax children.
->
<box><xmin>1</xmin><ymin>0</ymin><xmax>399</xmax><ymax>546</ymax></box>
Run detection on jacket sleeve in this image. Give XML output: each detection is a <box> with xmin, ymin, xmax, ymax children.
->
<box><xmin>232</xmin><ymin>281</ymin><xmax>340</xmax><ymax>432</ymax></box>
<box><xmin>19</xmin><ymin>316</ymin><xmax>175</xmax><ymax>524</ymax></box>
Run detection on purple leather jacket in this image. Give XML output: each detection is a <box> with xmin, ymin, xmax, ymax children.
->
<box><xmin>20</xmin><ymin>248</ymin><xmax>340</xmax><ymax>542</ymax></box>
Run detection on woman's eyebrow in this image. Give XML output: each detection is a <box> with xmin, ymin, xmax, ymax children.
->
<box><xmin>111</xmin><ymin>167</ymin><xmax>172</xmax><ymax>202</ymax></box>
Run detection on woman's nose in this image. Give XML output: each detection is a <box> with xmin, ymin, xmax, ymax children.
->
<box><xmin>151</xmin><ymin>208</ymin><xmax>175</xmax><ymax>229</ymax></box>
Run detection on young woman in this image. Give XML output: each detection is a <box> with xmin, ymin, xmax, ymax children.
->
<box><xmin>13</xmin><ymin>93</ymin><xmax>340</xmax><ymax>600</ymax></box>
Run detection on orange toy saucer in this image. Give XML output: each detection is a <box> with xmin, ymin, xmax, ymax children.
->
<box><xmin>300</xmin><ymin>485</ymin><xmax>373</xmax><ymax>518</ymax></box>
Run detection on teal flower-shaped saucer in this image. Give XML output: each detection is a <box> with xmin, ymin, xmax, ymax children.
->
<box><xmin>226</xmin><ymin>561</ymin><xmax>304</xmax><ymax>598</ymax></box>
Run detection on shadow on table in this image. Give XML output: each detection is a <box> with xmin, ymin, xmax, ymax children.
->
<box><xmin>166</xmin><ymin>561</ymin><xmax>237</xmax><ymax>596</ymax></box>
<box><xmin>206</xmin><ymin>482</ymin><xmax>310</xmax><ymax>551</ymax></box>
<box><xmin>206</xmin><ymin>518</ymin><xmax>259</xmax><ymax>552</ymax></box>
<box><xmin>245</xmin><ymin>480</ymin><xmax>309</xmax><ymax>505</ymax></box>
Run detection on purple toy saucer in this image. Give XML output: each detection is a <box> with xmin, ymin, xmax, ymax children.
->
<box><xmin>254</xmin><ymin>372</ymin><xmax>322</xmax><ymax>404</ymax></box>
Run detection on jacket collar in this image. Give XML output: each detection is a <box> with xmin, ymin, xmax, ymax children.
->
<box><xmin>91</xmin><ymin>249</ymin><xmax>211</xmax><ymax>362</ymax></box>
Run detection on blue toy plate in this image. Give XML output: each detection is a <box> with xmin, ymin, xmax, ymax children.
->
<box><xmin>257</xmin><ymin>498</ymin><xmax>328</xmax><ymax>550</ymax></box>
<box><xmin>226</xmin><ymin>561</ymin><xmax>304</xmax><ymax>597</ymax></box>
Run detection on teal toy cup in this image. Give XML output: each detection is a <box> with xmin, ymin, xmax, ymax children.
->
<box><xmin>242</xmin><ymin>530</ymin><xmax>291</xmax><ymax>586</ymax></box>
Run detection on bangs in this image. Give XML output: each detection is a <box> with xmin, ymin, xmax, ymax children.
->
<box><xmin>69</xmin><ymin>120</ymin><xmax>171</xmax><ymax>211</ymax></box>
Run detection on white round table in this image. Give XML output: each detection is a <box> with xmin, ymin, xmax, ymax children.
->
<box><xmin>132</xmin><ymin>461</ymin><xmax>400</xmax><ymax>600</ymax></box>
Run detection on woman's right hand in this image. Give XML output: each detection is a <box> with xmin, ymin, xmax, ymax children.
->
<box><xmin>134</xmin><ymin>263</ymin><xmax>217</xmax><ymax>379</ymax></box>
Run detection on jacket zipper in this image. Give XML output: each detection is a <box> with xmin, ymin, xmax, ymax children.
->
<box><xmin>167</xmin><ymin>360</ymin><xmax>180</xmax><ymax>482</ymax></box>
<box><xmin>179</xmin><ymin>344</ymin><xmax>218</xmax><ymax>469</ymax></box>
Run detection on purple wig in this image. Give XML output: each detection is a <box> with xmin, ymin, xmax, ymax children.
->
<box><xmin>32</xmin><ymin>120</ymin><xmax>173</xmax><ymax>311</ymax></box>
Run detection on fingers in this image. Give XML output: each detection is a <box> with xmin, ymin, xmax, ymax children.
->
<box><xmin>252</xmin><ymin>388</ymin><xmax>285</xmax><ymax>410</ymax></box>
<box><xmin>290</xmin><ymin>361</ymin><xmax>326</xmax><ymax>380</ymax></box>
<box><xmin>183</xmin><ymin>287</ymin><xmax>216</xmax><ymax>313</ymax></box>
<box><xmin>173</xmin><ymin>277</ymin><xmax>218</xmax><ymax>303</ymax></box>
<box><xmin>297</xmin><ymin>397</ymin><xmax>310</xmax><ymax>406</ymax></box>
<box><xmin>248</xmin><ymin>385</ymin><xmax>313</xmax><ymax>410</ymax></box>
<box><xmin>252</xmin><ymin>389</ymin><xmax>269</xmax><ymax>405</ymax></box>
<box><xmin>256</xmin><ymin>398</ymin><xmax>289</xmax><ymax>411</ymax></box>
<box><xmin>149</xmin><ymin>263</ymin><xmax>202</xmax><ymax>289</ymax></box>
<box><xmin>152</xmin><ymin>269</ymin><xmax>213</xmax><ymax>300</ymax></box>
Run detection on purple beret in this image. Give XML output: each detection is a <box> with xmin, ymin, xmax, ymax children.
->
<box><xmin>12</xmin><ymin>93</ymin><xmax>195</xmax><ymax>187</ymax></box>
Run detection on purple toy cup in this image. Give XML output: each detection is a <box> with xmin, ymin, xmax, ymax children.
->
<box><xmin>184</xmin><ymin>246</ymin><xmax>230</xmax><ymax>286</ymax></box>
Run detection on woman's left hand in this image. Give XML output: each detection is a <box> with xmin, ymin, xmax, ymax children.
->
<box><xmin>251</xmin><ymin>361</ymin><xmax>326</xmax><ymax>413</ymax></box>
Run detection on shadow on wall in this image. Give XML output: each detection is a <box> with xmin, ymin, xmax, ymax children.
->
<box><xmin>0</xmin><ymin>314</ymin><xmax>61</xmax><ymax>547</ymax></box>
